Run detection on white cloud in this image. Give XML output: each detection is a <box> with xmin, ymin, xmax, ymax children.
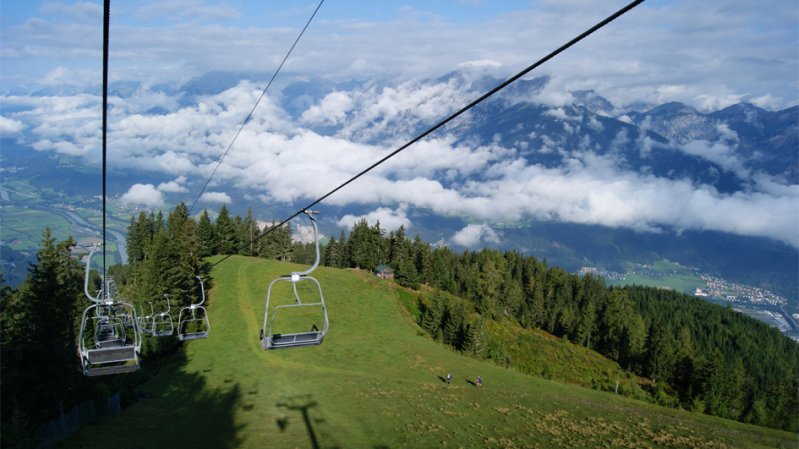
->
<box><xmin>157</xmin><ymin>176</ymin><xmax>189</xmax><ymax>193</ymax></box>
<box><xmin>451</xmin><ymin>224</ymin><xmax>500</xmax><ymax>248</ymax></box>
<box><xmin>40</xmin><ymin>66</ymin><xmax>80</xmax><ymax>86</ymax></box>
<box><xmin>300</xmin><ymin>91</ymin><xmax>354</xmax><ymax>126</ymax></box>
<box><xmin>338</xmin><ymin>206</ymin><xmax>412</xmax><ymax>232</ymax></box>
<box><xmin>3</xmin><ymin>76</ymin><xmax>796</xmax><ymax>248</ymax></box>
<box><xmin>678</xmin><ymin>140</ymin><xmax>749</xmax><ymax>179</ymax></box>
<box><xmin>119</xmin><ymin>183</ymin><xmax>165</xmax><ymax>207</ymax></box>
<box><xmin>458</xmin><ymin>59</ymin><xmax>502</xmax><ymax>69</ymax></box>
<box><xmin>0</xmin><ymin>116</ymin><xmax>25</xmax><ymax>135</ymax></box>
<box><xmin>200</xmin><ymin>191</ymin><xmax>232</xmax><ymax>204</ymax></box>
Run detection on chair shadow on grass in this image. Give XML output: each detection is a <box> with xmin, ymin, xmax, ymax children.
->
<box><xmin>277</xmin><ymin>394</ymin><xmax>326</xmax><ymax>449</ymax></box>
<box><xmin>60</xmin><ymin>350</ymin><xmax>246</xmax><ymax>449</ymax></box>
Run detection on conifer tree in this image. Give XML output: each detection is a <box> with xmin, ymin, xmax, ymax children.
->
<box><xmin>215</xmin><ymin>205</ymin><xmax>237</xmax><ymax>255</ymax></box>
<box><xmin>464</xmin><ymin>317</ymin><xmax>487</xmax><ymax>358</ymax></box>
<box><xmin>413</xmin><ymin>235</ymin><xmax>432</xmax><ymax>285</ymax></box>
<box><xmin>236</xmin><ymin>208</ymin><xmax>258</xmax><ymax>257</ymax></box>
<box><xmin>197</xmin><ymin>209</ymin><xmax>217</xmax><ymax>257</ymax></box>
<box><xmin>324</xmin><ymin>236</ymin><xmax>340</xmax><ymax>267</ymax></box>
<box><xmin>0</xmin><ymin>229</ymin><xmax>83</xmax><ymax>440</ymax></box>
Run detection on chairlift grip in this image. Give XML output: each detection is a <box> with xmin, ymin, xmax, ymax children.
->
<box><xmin>291</xmin><ymin>212</ymin><xmax>321</xmax><ymax>277</ymax></box>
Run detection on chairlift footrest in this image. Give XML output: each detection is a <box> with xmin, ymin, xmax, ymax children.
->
<box><xmin>87</xmin><ymin>346</ymin><xmax>137</xmax><ymax>364</ymax></box>
<box><xmin>85</xmin><ymin>363</ymin><xmax>139</xmax><ymax>377</ymax></box>
<box><xmin>178</xmin><ymin>332</ymin><xmax>209</xmax><ymax>341</ymax></box>
<box><xmin>262</xmin><ymin>331</ymin><xmax>324</xmax><ymax>350</ymax></box>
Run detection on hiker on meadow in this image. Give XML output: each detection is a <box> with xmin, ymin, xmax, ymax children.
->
<box><xmin>446</xmin><ymin>372</ymin><xmax>452</xmax><ymax>384</ymax></box>
<box><xmin>476</xmin><ymin>375</ymin><xmax>483</xmax><ymax>387</ymax></box>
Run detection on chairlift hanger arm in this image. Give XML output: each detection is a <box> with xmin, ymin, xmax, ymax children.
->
<box><xmin>292</xmin><ymin>211</ymin><xmax>321</xmax><ymax>277</ymax></box>
<box><xmin>195</xmin><ymin>276</ymin><xmax>207</xmax><ymax>307</ymax></box>
<box><xmin>84</xmin><ymin>244</ymin><xmax>103</xmax><ymax>303</ymax></box>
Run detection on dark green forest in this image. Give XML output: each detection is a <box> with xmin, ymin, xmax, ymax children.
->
<box><xmin>1</xmin><ymin>203</ymin><xmax>797</xmax><ymax>448</ymax></box>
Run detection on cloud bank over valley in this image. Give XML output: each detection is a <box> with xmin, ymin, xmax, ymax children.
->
<box><xmin>2</xmin><ymin>74</ymin><xmax>797</xmax><ymax>248</ymax></box>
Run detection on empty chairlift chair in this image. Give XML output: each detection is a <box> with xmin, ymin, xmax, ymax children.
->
<box><xmin>138</xmin><ymin>304</ymin><xmax>154</xmax><ymax>336</ymax></box>
<box><xmin>261</xmin><ymin>210</ymin><xmax>329</xmax><ymax>350</ymax></box>
<box><xmin>152</xmin><ymin>294</ymin><xmax>175</xmax><ymax>337</ymax></box>
<box><xmin>178</xmin><ymin>276</ymin><xmax>210</xmax><ymax>341</ymax></box>
<box><xmin>77</xmin><ymin>245</ymin><xmax>141</xmax><ymax>376</ymax></box>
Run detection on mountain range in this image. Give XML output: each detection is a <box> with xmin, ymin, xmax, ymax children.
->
<box><xmin>1</xmin><ymin>70</ymin><xmax>797</xmax><ymax>306</ymax></box>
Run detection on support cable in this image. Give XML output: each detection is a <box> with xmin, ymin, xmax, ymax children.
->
<box><xmin>102</xmin><ymin>0</ymin><xmax>110</xmax><ymax>282</ymax></box>
<box><xmin>188</xmin><ymin>0</ymin><xmax>326</xmax><ymax>214</ymax></box>
<box><xmin>212</xmin><ymin>0</ymin><xmax>646</xmax><ymax>268</ymax></box>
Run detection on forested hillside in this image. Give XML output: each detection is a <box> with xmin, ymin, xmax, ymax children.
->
<box><xmin>1</xmin><ymin>203</ymin><xmax>796</xmax><ymax>448</ymax></box>
<box><xmin>123</xmin><ymin>204</ymin><xmax>799</xmax><ymax>431</ymax></box>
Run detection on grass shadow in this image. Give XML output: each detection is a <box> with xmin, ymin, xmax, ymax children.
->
<box><xmin>61</xmin><ymin>350</ymin><xmax>245</xmax><ymax>448</ymax></box>
<box><xmin>277</xmin><ymin>394</ymin><xmax>343</xmax><ymax>449</ymax></box>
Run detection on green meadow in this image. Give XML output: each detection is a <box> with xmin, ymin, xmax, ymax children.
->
<box><xmin>607</xmin><ymin>260</ymin><xmax>705</xmax><ymax>294</ymax></box>
<box><xmin>63</xmin><ymin>256</ymin><xmax>796</xmax><ymax>448</ymax></box>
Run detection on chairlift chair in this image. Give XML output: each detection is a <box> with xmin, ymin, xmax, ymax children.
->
<box><xmin>137</xmin><ymin>304</ymin><xmax>154</xmax><ymax>336</ymax></box>
<box><xmin>177</xmin><ymin>276</ymin><xmax>210</xmax><ymax>341</ymax></box>
<box><xmin>152</xmin><ymin>294</ymin><xmax>175</xmax><ymax>337</ymax></box>
<box><xmin>261</xmin><ymin>210</ymin><xmax>329</xmax><ymax>350</ymax></box>
<box><xmin>94</xmin><ymin>310</ymin><xmax>126</xmax><ymax>348</ymax></box>
<box><xmin>77</xmin><ymin>245</ymin><xmax>141</xmax><ymax>376</ymax></box>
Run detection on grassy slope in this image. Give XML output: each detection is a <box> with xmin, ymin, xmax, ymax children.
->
<box><xmin>63</xmin><ymin>256</ymin><xmax>796</xmax><ymax>449</ymax></box>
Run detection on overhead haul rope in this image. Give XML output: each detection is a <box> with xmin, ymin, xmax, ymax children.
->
<box><xmin>101</xmin><ymin>0</ymin><xmax>110</xmax><ymax>279</ymax></box>
<box><xmin>211</xmin><ymin>0</ymin><xmax>646</xmax><ymax>268</ymax></box>
<box><xmin>188</xmin><ymin>0</ymin><xmax>326</xmax><ymax>214</ymax></box>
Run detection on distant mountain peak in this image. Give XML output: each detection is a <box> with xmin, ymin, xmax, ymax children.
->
<box><xmin>646</xmin><ymin>101</ymin><xmax>699</xmax><ymax>116</ymax></box>
<box><xmin>571</xmin><ymin>89</ymin><xmax>615</xmax><ymax>115</ymax></box>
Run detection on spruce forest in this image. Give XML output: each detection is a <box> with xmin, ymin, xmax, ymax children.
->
<box><xmin>1</xmin><ymin>202</ymin><xmax>797</xmax><ymax>448</ymax></box>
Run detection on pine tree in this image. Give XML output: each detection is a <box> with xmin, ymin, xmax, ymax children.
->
<box><xmin>324</xmin><ymin>236</ymin><xmax>340</xmax><ymax>267</ymax></box>
<box><xmin>442</xmin><ymin>301</ymin><xmax>465</xmax><ymax>348</ymax></box>
<box><xmin>197</xmin><ymin>209</ymin><xmax>217</xmax><ymax>257</ymax></box>
<box><xmin>275</xmin><ymin>222</ymin><xmax>292</xmax><ymax>262</ymax></box>
<box><xmin>348</xmin><ymin>219</ymin><xmax>376</xmax><ymax>269</ymax></box>
<box><xmin>464</xmin><ymin>317</ymin><xmax>487</xmax><ymax>358</ymax></box>
<box><xmin>413</xmin><ymin>235</ymin><xmax>432</xmax><ymax>285</ymax></box>
<box><xmin>238</xmin><ymin>208</ymin><xmax>260</xmax><ymax>257</ymax></box>
<box><xmin>419</xmin><ymin>292</ymin><xmax>445</xmax><ymax>338</ymax></box>
<box><xmin>215</xmin><ymin>205</ymin><xmax>237</xmax><ymax>255</ymax></box>
<box><xmin>644</xmin><ymin>321</ymin><xmax>674</xmax><ymax>382</ymax></box>
<box><xmin>0</xmin><ymin>229</ymin><xmax>83</xmax><ymax>435</ymax></box>
<box><xmin>337</xmin><ymin>230</ymin><xmax>348</xmax><ymax>268</ymax></box>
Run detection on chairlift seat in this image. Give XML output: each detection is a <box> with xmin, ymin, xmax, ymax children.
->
<box><xmin>96</xmin><ymin>338</ymin><xmax>126</xmax><ymax>349</ymax></box>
